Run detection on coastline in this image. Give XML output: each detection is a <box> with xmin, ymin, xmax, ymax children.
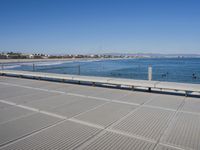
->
<box><xmin>0</xmin><ymin>58</ymin><xmax>92</xmax><ymax>64</ymax></box>
<box><xmin>0</xmin><ymin>57</ymin><xmax>128</xmax><ymax>64</ymax></box>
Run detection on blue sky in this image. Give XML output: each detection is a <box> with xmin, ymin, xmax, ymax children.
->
<box><xmin>0</xmin><ymin>0</ymin><xmax>200</xmax><ymax>54</ymax></box>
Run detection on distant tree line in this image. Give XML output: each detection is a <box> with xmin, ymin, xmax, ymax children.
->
<box><xmin>0</xmin><ymin>52</ymin><xmax>128</xmax><ymax>59</ymax></box>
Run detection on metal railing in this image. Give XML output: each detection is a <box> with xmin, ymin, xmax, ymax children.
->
<box><xmin>1</xmin><ymin>62</ymin><xmax>200</xmax><ymax>84</ymax></box>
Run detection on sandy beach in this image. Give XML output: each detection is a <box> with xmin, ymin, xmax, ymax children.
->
<box><xmin>0</xmin><ymin>58</ymin><xmax>95</xmax><ymax>64</ymax></box>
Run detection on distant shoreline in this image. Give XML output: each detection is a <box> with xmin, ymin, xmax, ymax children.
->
<box><xmin>0</xmin><ymin>58</ymin><xmax>126</xmax><ymax>64</ymax></box>
<box><xmin>0</xmin><ymin>58</ymin><xmax>97</xmax><ymax>64</ymax></box>
<box><xmin>0</xmin><ymin>57</ymin><xmax>199</xmax><ymax>64</ymax></box>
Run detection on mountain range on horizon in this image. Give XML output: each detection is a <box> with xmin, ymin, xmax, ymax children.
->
<box><xmin>101</xmin><ymin>52</ymin><xmax>200</xmax><ymax>58</ymax></box>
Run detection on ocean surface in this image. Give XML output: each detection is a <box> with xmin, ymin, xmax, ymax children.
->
<box><xmin>4</xmin><ymin>58</ymin><xmax>200</xmax><ymax>84</ymax></box>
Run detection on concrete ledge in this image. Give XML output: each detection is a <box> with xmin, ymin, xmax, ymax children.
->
<box><xmin>155</xmin><ymin>82</ymin><xmax>200</xmax><ymax>94</ymax></box>
<box><xmin>1</xmin><ymin>70</ymin><xmax>200</xmax><ymax>96</ymax></box>
<box><xmin>108</xmin><ymin>78</ymin><xmax>158</xmax><ymax>88</ymax></box>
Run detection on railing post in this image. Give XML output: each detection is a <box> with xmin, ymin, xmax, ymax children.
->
<box><xmin>78</xmin><ymin>65</ymin><xmax>80</xmax><ymax>75</ymax></box>
<box><xmin>148</xmin><ymin>65</ymin><xmax>152</xmax><ymax>81</ymax></box>
<box><xmin>1</xmin><ymin>64</ymin><xmax>3</xmax><ymax>70</ymax></box>
<box><xmin>33</xmin><ymin>63</ymin><xmax>35</xmax><ymax>71</ymax></box>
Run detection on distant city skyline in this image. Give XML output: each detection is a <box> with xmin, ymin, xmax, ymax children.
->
<box><xmin>0</xmin><ymin>0</ymin><xmax>200</xmax><ymax>54</ymax></box>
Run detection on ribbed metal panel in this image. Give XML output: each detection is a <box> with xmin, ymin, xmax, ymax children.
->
<box><xmin>49</xmin><ymin>97</ymin><xmax>106</xmax><ymax>118</ymax></box>
<box><xmin>75</xmin><ymin>102</ymin><xmax>137</xmax><ymax>127</ymax></box>
<box><xmin>23</xmin><ymin>94</ymin><xmax>82</xmax><ymax>111</ymax></box>
<box><xmin>155</xmin><ymin>145</ymin><xmax>181</xmax><ymax>150</ymax></box>
<box><xmin>80</xmin><ymin>131</ymin><xmax>156</xmax><ymax>150</ymax></box>
<box><xmin>117</xmin><ymin>92</ymin><xmax>155</xmax><ymax>105</ymax></box>
<box><xmin>0</xmin><ymin>77</ymin><xmax>199</xmax><ymax>150</ymax></box>
<box><xmin>5</xmin><ymin>90</ymin><xmax>60</xmax><ymax>104</ymax></box>
<box><xmin>40</xmin><ymin>82</ymin><xmax>72</xmax><ymax>90</ymax></box>
<box><xmin>67</xmin><ymin>85</ymin><xmax>109</xmax><ymax>98</ymax></box>
<box><xmin>145</xmin><ymin>94</ymin><xmax>184</xmax><ymax>110</ymax></box>
<box><xmin>0</xmin><ymin>106</ymin><xmax>34</xmax><ymax>124</ymax></box>
<box><xmin>93</xmin><ymin>88</ymin><xmax>132</xmax><ymax>100</ymax></box>
<box><xmin>52</xmin><ymin>84</ymin><xmax>76</xmax><ymax>92</ymax></box>
<box><xmin>24</xmin><ymin>80</ymin><xmax>61</xmax><ymax>88</ymax></box>
<box><xmin>0</xmin><ymin>86</ymin><xmax>34</xmax><ymax>99</ymax></box>
<box><xmin>0</xmin><ymin>84</ymin><xmax>11</xmax><ymax>89</ymax></box>
<box><xmin>181</xmin><ymin>97</ymin><xmax>200</xmax><ymax>114</ymax></box>
<box><xmin>0</xmin><ymin>102</ymin><xmax>13</xmax><ymax>110</ymax></box>
<box><xmin>161</xmin><ymin>112</ymin><xmax>200</xmax><ymax>150</ymax></box>
<box><xmin>1</xmin><ymin>121</ymin><xmax>101</xmax><ymax>150</ymax></box>
<box><xmin>0</xmin><ymin>113</ymin><xmax>62</xmax><ymax>147</ymax></box>
<box><xmin>112</xmin><ymin>107</ymin><xmax>174</xmax><ymax>141</ymax></box>
<box><xmin>0</xmin><ymin>77</ymin><xmax>28</xmax><ymax>85</ymax></box>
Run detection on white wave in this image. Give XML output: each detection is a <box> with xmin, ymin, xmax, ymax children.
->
<box><xmin>17</xmin><ymin>61</ymin><xmax>71</xmax><ymax>67</ymax></box>
<box><xmin>1</xmin><ymin>59</ymin><xmax>103</xmax><ymax>69</ymax></box>
<box><xmin>3</xmin><ymin>65</ymin><xmax>21</xmax><ymax>69</ymax></box>
<box><xmin>33</xmin><ymin>61</ymin><xmax>68</xmax><ymax>66</ymax></box>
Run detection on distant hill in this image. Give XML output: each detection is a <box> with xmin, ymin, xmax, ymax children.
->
<box><xmin>102</xmin><ymin>53</ymin><xmax>200</xmax><ymax>58</ymax></box>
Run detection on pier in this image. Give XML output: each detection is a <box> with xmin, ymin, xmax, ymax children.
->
<box><xmin>0</xmin><ymin>71</ymin><xmax>200</xmax><ymax>150</ymax></box>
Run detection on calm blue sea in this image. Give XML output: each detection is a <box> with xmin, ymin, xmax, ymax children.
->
<box><xmin>7</xmin><ymin>58</ymin><xmax>200</xmax><ymax>84</ymax></box>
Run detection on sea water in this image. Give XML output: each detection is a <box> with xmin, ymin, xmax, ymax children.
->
<box><xmin>7</xmin><ymin>58</ymin><xmax>200</xmax><ymax>84</ymax></box>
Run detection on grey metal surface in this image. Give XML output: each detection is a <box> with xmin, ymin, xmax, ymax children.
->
<box><xmin>75</xmin><ymin>102</ymin><xmax>137</xmax><ymax>127</ymax></box>
<box><xmin>4</xmin><ymin>90</ymin><xmax>60</xmax><ymax>104</ymax></box>
<box><xmin>0</xmin><ymin>86</ymin><xmax>36</xmax><ymax>99</ymax></box>
<box><xmin>24</xmin><ymin>94</ymin><xmax>84</xmax><ymax>111</ymax></box>
<box><xmin>161</xmin><ymin>112</ymin><xmax>200</xmax><ymax>150</ymax></box>
<box><xmin>0</xmin><ymin>76</ymin><xmax>65</xmax><ymax>88</ymax></box>
<box><xmin>39</xmin><ymin>82</ymin><xmax>73</xmax><ymax>90</ymax></box>
<box><xmin>0</xmin><ymin>76</ymin><xmax>199</xmax><ymax>150</ymax></box>
<box><xmin>1</xmin><ymin>121</ymin><xmax>101</xmax><ymax>150</ymax></box>
<box><xmin>66</xmin><ymin>85</ymin><xmax>109</xmax><ymax>97</ymax></box>
<box><xmin>0</xmin><ymin>106</ymin><xmax>34</xmax><ymax>124</ymax></box>
<box><xmin>22</xmin><ymin>80</ymin><xmax>62</xmax><ymax>88</ymax></box>
<box><xmin>0</xmin><ymin>77</ymin><xmax>29</xmax><ymax>85</ymax></box>
<box><xmin>80</xmin><ymin>131</ymin><xmax>156</xmax><ymax>150</ymax></box>
<box><xmin>0</xmin><ymin>77</ymin><xmax>49</xmax><ymax>87</ymax></box>
<box><xmin>156</xmin><ymin>144</ymin><xmax>181</xmax><ymax>150</ymax></box>
<box><xmin>117</xmin><ymin>91</ymin><xmax>156</xmax><ymax>105</ymax></box>
<box><xmin>0</xmin><ymin>84</ymin><xmax>11</xmax><ymax>89</ymax></box>
<box><xmin>0</xmin><ymin>102</ymin><xmax>13</xmax><ymax>110</ymax></box>
<box><xmin>94</xmin><ymin>88</ymin><xmax>133</xmax><ymax>100</ymax></box>
<box><xmin>112</xmin><ymin>107</ymin><xmax>174</xmax><ymax>141</ymax></box>
<box><xmin>0</xmin><ymin>113</ymin><xmax>62</xmax><ymax>147</ymax></box>
<box><xmin>181</xmin><ymin>97</ymin><xmax>200</xmax><ymax>114</ymax></box>
<box><xmin>145</xmin><ymin>94</ymin><xmax>184</xmax><ymax>110</ymax></box>
<box><xmin>49</xmin><ymin>97</ymin><xmax>106</xmax><ymax>118</ymax></box>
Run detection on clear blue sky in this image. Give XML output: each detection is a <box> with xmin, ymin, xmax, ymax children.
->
<box><xmin>0</xmin><ymin>0</ymin><xmax>200</xmax><ymax>54</ymax></box>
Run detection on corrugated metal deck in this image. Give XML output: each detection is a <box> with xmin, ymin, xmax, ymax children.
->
<box><xmin>181</xmin><ymin>97</ymin><xmax>200</xmax><ymax>114</ymax></box>
<box><xmin>49</xmin><ymin>97</ymin><xmax>106</xmax><ymax>118</ymax></box>
<box><xmin>0</xmin><ymin>86</ymin><xmax>36</xmax><ymax>99</ymax></box>
<box><xmin>0</xmin><ymin>106</ymin><xmax>34</xmax><ymax>124</ymax></box>
<box><xmin>144</xmin><ymin>94</ymin><xmax>185</xmax><ymax>110</ymax></box>
<box><xmin>1</xmin><ymin>121</ymin><xmax>101</xmax><ymax>150</ymax></box>
<box><xmin>0</xmin><ymin>113</ymin><xmax>62</xmax><ymax>147</ymax></box>
<box><xmin>0</xmin><ymin>76</ymin><xmax>200</xmax><ymax>150</ymax></box>
<box><xmin>3</xmin><ymin>90</ymin><xmax>60</xmax><ymax>104</ymax></box>
<box><xmin>0</xmin><ymin>102</ymin><xmax>13</xmax><ymax>110</ymax></box>
<box><xmin>23</xmin><ymin>94</ymin><xmax>82</xmax><ymax>111</ymax></box>
<box><xmin>111</xmin><ymin>107</ymin><xmax>175</xmax><ymax>141</ymax></box>
<box><xmin>155</xmin><ymin>144</ymin><xmax>182</xmax><ymax>150</ymax></box>
<box><xmin>117</xmin><ymin>92</ymin><xmax>156</xmax><ymax>105</ymax></box>
<box><xmin>75</xmin><ymin>102</ymin><xmax>137</xmax><ymax>127</ymax></box>
<box><xmin>161</xmin><ymin>112</ymin><xmax>200</xmax><ymax>150</ymax></box>
<box><xmin>80</xmin><ymin>131</ymin><xmax>156</xmax><ymax>150</ymax></box>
